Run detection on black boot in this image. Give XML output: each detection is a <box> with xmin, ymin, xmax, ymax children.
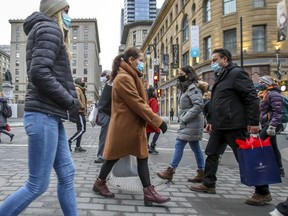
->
<box><xmin>149</xmin><ymin>143</ymin><xmax>159</xmax><ymax>155</ymax></box>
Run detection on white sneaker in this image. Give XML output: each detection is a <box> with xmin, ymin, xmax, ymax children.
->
<box><xmin>269</xmin><ymin>208</ymin><xmax>284</xmax><ymax>216</ymax></box>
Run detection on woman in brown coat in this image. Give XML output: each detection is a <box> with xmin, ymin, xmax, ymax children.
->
<box><xmin>92</xmin><ymin>47</ymin><xmax>170</xmax><ymax>206</ymax></box>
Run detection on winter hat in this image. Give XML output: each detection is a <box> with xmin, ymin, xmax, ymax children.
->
<box><xmin>259</xmin><ymin>76</ymin><xmax>274</xmax><ymax>86</ymax></box>
<box><xmin>40</xmin><ymin>0</ymin><xmax>69</xmax><ymax>17</ymax></box>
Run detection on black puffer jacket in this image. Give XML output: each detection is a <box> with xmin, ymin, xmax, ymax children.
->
<box><xmin>210</xmin><ymin>63</ymin><xmax>260</xmax><ymax>130</ymax></box>
<box><xmin>23</xmin><ymin>12</ymin><xmax>78</xmax><ymax>121</ymax></box>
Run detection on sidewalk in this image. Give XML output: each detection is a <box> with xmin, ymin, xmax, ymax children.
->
<box><xmin>0</xmin><ymin>119</ymin><xmax>287</xmax><ymax>215</ymax></box>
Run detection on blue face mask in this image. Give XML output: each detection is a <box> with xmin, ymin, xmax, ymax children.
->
<box><xmin>258</xmin><ymin>83</ymin><xmax>267</xmax><ymax>91</ymax></box>
<box><xmin>62</xmin><ymin>13</ymin><xmax>71</xmax><ymax>29</ymax></box>
<box><xmin>136</xmin><ymin>62</ymin><xmax>144</xmax><ymax>72</ymax></box>
<box><xmin>211</xmin><ymin>62</ymin><xmax>222</xmax><ymax>73</ymax></box>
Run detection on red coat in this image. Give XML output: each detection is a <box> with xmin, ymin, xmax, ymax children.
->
<box><xmin>146</xmin><ymin>97</ymin><xmax>160</xmax><ymax>133</ymax></box>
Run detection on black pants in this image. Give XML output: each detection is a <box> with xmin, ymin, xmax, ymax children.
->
<box><xmin>203</xmin><ymin>128</ymin><xmax>270</xmax><ymax>195</ymax></box>
<box><xmin>259</xmin><ymin>125</ymin><xmax>283</xmax><ymax>169</ymax></box>
<box><xmin>98</xmin><ymin>157</ymin><xmax>151</xmax><ymax>188</ymax></box>
<box><xmin>69</xmin><ymin>113</ymin><xmax>86</xmax><ymax>147</ymax></box>
<box><xmin>276</xmin><ymin>197</ymin><xmax>288</xmax><ymax>216</ymax></box>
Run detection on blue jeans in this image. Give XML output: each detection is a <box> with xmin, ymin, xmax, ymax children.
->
<box><xmin>0</xmin><ymin>112</ymin><xmax>78</xmax><ymax>216</ymax></box>
<box><xmin>170</xmin><ymin>138</ymin><xmax>205</xmax><ymax>170</ymax></box>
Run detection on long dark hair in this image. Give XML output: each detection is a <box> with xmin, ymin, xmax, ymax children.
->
<box><xmin>147</xmin><ymin>86</ymin><xmax>156</xmax><ymax>100</ymax></box>
<box><xmin>111</xmin><ymin>47</ymin><xmax>142</xmax><ymax>81</ymax></box>
<box><xmin>180</xmin><ymin>65</ymin><xmax>199</xmax><ymax>83</ymax></box>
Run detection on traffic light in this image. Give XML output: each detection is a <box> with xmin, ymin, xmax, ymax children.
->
<box><xmin>157</xmin><ymin>88</ymin><xmax>161</xmax><ymax>97</ymax></box>
<box><xmin>154</xmin><ymin>72</ymin><xmax>159</xmax><ymax>88</ymax></box>
<box><xmin>281</xmin><ymin>80</ymin><xmax>288</xmax><ymax>92</ymax></box>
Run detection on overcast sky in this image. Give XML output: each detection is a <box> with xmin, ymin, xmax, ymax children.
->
<box><xmin>0</xmin><ymin>0</ymin><xmax>165</xmax><ymax>71</ymax></box>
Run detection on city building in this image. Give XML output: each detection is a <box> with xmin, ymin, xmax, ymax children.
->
<box><xmin>142</xmin><ymin>0</ymin><xmax>288</xmax><ymax>117</ymax></box>
<box><xmin>9</xmin><ymin>18</ymin><xmax>101</xmax><ymax>105</ymax></box>
<box><xmin>0</xmin><ymin>45</ymin><xmax>11</xmax><ymax>56</ymax></box>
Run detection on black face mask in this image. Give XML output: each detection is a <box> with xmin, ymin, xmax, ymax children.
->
<box><xmin>177</xmin><ymin>75</ymin><xmax>187</xmax><ymax>82</ymax></box>
<box><xmin>80</xmin><ymin>83</ymin><xmax>85</xmax><ymax>87</ymax></box>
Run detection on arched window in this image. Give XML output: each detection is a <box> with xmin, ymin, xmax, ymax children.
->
<box><xmin>182</xmin><ymin>15</ymin><xmax>189</xmax><ymax>42</ymax></box>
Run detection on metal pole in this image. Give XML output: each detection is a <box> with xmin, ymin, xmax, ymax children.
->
<box><xmin>240</xmin><ymin>17</ymin><xmax>243</xmax><ymax>68</ymax></box>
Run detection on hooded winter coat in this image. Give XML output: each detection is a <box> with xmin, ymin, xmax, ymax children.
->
<box><xmin>23</xmin><ymin>12</ymin><xmax>78</xmax><ymax>121</ymax></box>
<box><xmin>103</xmin><ymin>61</ymin><xmax>163</xmax><ymax>160</ymax></box>
<box><xmin>74</xmin><ymin>78</ymin><xmax>87</xmax><ymax>115</ymax></box>
<box><xmin>177</xmin><ymin>81</ymin><xmax>207</xmax><ymax>141</ymax></box>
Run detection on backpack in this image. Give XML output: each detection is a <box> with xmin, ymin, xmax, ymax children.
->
<box><xmin>281</xmin><ymin>96</ymin><xmax>288</xmax><ymax>123</ymax></box>
<box><xmin>2</xmin><ymin>102</ymin><xmax>12</xmax><ymax>118</ymax></box>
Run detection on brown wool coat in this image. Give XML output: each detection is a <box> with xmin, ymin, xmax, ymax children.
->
<box><xmin>103</xmin><ymin>61</ymin><xmax>163</xmax><ymax>160</ymax></box>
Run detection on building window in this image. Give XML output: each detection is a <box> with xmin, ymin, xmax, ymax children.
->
<box><xmin>83</xmin><ymin>77</ymin><xmax>87</xmax><ymax>82</ymax></box>
<box><xmin>73</xmin><ymin>44</ymin><xmax>77</xmax><ymax>50</ymax></box>
<box><xmin>84</xmin><ymin>51</ymin><xmax>88</xmax><ymax>58</ymax></box>
<box><xmin>182</xmin><ymin>51</ymin><xmax>189</xmax><ymax>66</ymax></box>
<box><xmin>73</xmin><ymin>68</ymin><xmax>76</xmax><ymax>74</ymax></box>
<box><xmin>133</xmin><ymin>31</ymin><xmax>136</xmax><ymax>46</ymax></box>
<box><xmin>84</xmin><ymin>60</ymin><xmax>88</xmax><ymax>67</ymax></box>
<box><xmin>84</xmin><ymin>34</ymin><xmax>88</xmax><ymax>40</ymax></box>
<box><xmin>15</xmin><ymin>77</ymin><xmax>19</xmax><ymax>83</ymax></box>
<box><xmin>204</xmin><ymin>36</ymin><xmax>212</xmax><ymax>60</ymax></box>
<box><xmin>72</xmin><ymin>60</ymin><xmax>76</xmax><ymax>66</ymax></box>
<box><xmin>16</xmin><ymin>44</ymin><xmax>19</xmax><ymax>50</ymax></box>
<box><xmin>182</xmin><ymin>16</ymin><xmax>189</xmax><ymax>43</ymax></box>
<box><xmin>15</xmin><ymin>60</ymin><xmax>20</xmax><ymax>67</ymax></box>
<box><xmin>175</xmin><ymin>4</ymin><xmax>178</xmax><ymax>15</ymax></box>
<box><xmin>84</xmin><ymin>68</ymin><xmax>88</xmax><ymax>74</ymax></box>
<box><xmin>72</xmin><ymin>27</ymin><xmax>78</xmax><ymax>40</ymax></box>
<box><xmin>15</xmin><ymin>69</ymin><xmax>19</xmax><ymax>75</ymax></box>
<box><xmin>252</xmin><ymin>0</ymin><xmax>265</xmax><ymax>8</ymax></box>
<box><xmin>73</xmin><ymin>53</ymin><xmax>77</xmax><ymax>59</ymax></box>
<box><xmin>84</xmin><ymin>26</ymin><xmax>89</xmax><ymax>34</ymax></box>
<box><xmin>204</xmin><ymin>0</ymin><xmax>211</xmax><ymax>23</ymax></box>
<box><xmin>224</xmin><ymin>29</ymin><xmax>237</xmax><ymax>55</ymax></box>
<box><xmin>252</xmin><ymin>25</ymin><xmax>266</xmax><ymax>52</ymax></box>
<box><xmin>84</xmin><ymin>43</ymin><xmax>88</xmax><ymax>50</ymax></box>
<box><xmin>223</xmin><ymin>0</ymin><xmax>236</xmax><ymax>15</ymax></box>
<box><xmin>170</xmin><ymin>12</ymin><xmax>173</xmax><ymax>24</ymax></box>
<box><xmin>16</xmin><ymin>52</ymin><xmax>20</xmax><ymax>59</ymax></box>
<box><xmin>15</xmin><ymin>85</ymin><xmax>19</xmax><ymax>91</ymax></box>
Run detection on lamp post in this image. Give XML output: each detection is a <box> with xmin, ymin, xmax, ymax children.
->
<box><xmin>146</xmin><ymin>37</ymin><xmax>160</xmax><ymax>88</ymax></box>
<box><xmin>146</xmin><ymin>37</ymin><xmax>158</xmax><ymax>59</ymax></box>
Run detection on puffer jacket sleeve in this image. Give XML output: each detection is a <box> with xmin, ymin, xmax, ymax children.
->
<box><xmin>268</xmin><ymin>91</ymin><xmax>283</xmax><ymax>127</ymax></box>
<box><xmin>29</xmin><ymin>22</ymin><xmax>74</xmax><ymax>109</ymax></box>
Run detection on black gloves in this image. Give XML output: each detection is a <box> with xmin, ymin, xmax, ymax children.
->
<box><xmin>68</xmin><ymin>99</ymin><xmax>80</xmax><ymax>122</ymax></box>
<box><xmin>159</xmin><ymin>121</ymin><xmax>168</xmax><ymax>134</ymax></box>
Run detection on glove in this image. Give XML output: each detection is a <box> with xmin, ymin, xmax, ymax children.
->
<box><xmin>159</xmin><ymin>121</ymin><xmax>168</xmax><ymax>134</ymax></box>
<box><xmin>266</xmin><ymin>125</ymin><xmax>276</xmax><ymax>136</ymax></box>
<box><xmin>68</xmin><ymin>99</ymin><xmax>80</xmax><ymax>122</ymax></box>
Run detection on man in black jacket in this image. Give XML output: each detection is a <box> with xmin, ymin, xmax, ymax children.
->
<box><xmin>190</xmin><ymin>48</ymin><xmax>270</xmax><ymax>206</ymax></box>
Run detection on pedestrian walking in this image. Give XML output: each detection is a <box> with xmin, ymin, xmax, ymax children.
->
<box><xmin>92</xmin><ymin>47</ymin><xmax>170</xmax><ymax>206</ymax></box>
<box><xmin>0</xmin><ymin>0</ymin><xmax>80</xmax><ymax>215</ymax></box>
<box><xmin>257</xmin><ymin>75</ymin><xmax>285</xmax><ymax>177</ymax></box>
<box><xmin>189</xmin><ymin>48</ymin><xmax>271</xmax><ymax>206</ymax></box>
<box><xmin>146</xmin><ymin>86</ymin><xmax>161</xmax><ymax>155</ymax></box>
<box><xmin>270</xmin><ymin>198</ymin><xmax>288</xmax><ymax>216</ymax></box>
<box><xmin>157</xmin><ymin>66</ymin><xmax>208</xmax><ymax>183</ymax></box>
<box><xmin>170</xmin><ymin>108</ymin><xmax>174</xmax><ymax>121</ymax></box>
<box><xmin>94</xmin><ymin>70</ymin><xmax>112</xmax><ymax>163</ymax></box>
<box><xmin>0</xmin><ymin>97</ymin><xmax>14</xmax><ymax>143</ymax></box>
<box><xmin>68</xmin><ymin>77</ymin><xmax>87</xmax><ymax>153</ymax></box>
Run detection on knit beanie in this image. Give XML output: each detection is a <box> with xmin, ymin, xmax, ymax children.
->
<box><xmin>40</xmin><ymin>0</ymin><xmax>69</xmax><ymax>17</ymax></box>
<box><xmin>259</xmin><ymin>76</ymin><xmax>274</xmax><ymax>86</ymax></box>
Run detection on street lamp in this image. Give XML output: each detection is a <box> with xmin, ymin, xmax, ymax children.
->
<box><xmin>146</xmin><ymin>37</ymin><xmax>157</xmax><ymax>59</ymax></box>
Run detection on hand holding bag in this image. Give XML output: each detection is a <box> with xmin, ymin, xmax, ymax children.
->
<box><xmin>236</xmin><ymin>136</ymin><xmax>281</xmax><ymax>186</ymax></box>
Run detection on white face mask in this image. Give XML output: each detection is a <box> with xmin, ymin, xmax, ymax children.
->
<box><xmin>100</xmin><ymin>76</ymin><xmax>107</xmax><ymax>83</ymax></box>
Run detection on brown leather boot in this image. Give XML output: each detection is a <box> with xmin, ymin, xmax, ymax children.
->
<box><xmin>92</xmin><ymin>178</ymin><xmax>115</xmax><ymax>198</ymax></box>
<box><xmin>187</xmin><ymin>169</ymin><xmax>204</xmax><ymax>183</ymax></box>
<box><xmin>143</xmin><ymin>185</ymin><xmax>171</xmax><ymax>206</ymax></box>
<box><xmin>156</xmin><ymin>166</ymin><xmax>175</xmax><ymax>181</ymax></box>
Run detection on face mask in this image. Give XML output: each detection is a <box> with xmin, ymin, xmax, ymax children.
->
<box><xmin>62</xmin><ymin>13</ymin><xmax>71</xmax><ymax>30</ymax></box>
<box><xmin>100</xmin><ymin>76</ymin><xmax>107</xmax><ymax>83</ymax></box>
<box><xmin>211</xmin><ymin>62</ymin><xmax>222</xmax><ymax>73</ymax></box>
<box><xmin>80</xmin><ymin>83</ymin><xmax>85</xmax><ymax>87</ymax></box>
<box><xmin>177</xmin><ymin>75</ymin><xmax>186</xmax><ymax>82</ymax></box>
<box><xmin>258</xmin><ymin>83</ymin><xmax>267</xmax><ymax>91</ymax></box>
<box><xmin>136</xmin><ymin>62</ymin><xmax>144</xmax><ymax>72</ymax></box>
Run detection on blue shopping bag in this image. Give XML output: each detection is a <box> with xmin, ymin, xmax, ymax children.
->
<box><xmin>237</xmin><ymin>137</ymin><xmax>282</xmax><ymax>186</ymax></box>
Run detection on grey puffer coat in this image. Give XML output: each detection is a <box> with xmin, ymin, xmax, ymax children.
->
<box><xmin>177</xmin><ymin>82</ymin><xmax>205</xmax><ymax>141</ymax></box>
<box><xmin>23</xmin><ymin>12</ymin><xmax>78</xmax><ymax>122</ymax></box>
